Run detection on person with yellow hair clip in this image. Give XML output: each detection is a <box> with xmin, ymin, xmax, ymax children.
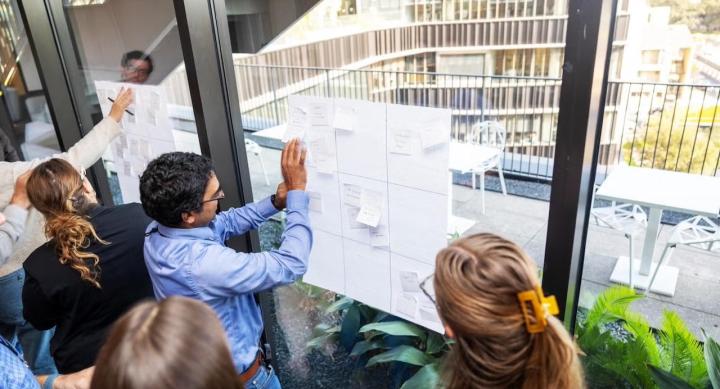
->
<box><xmin>422</xmin><ymin>233</ymin><xmax>585</xmax><ymax>389</ymax></box>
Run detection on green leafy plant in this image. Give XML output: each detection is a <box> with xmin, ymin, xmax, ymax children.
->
<box><xmin>306</xmin><ymin>297</ymin><xmax>449</xmax><ymax>389</ymax></box>
<box><xmin>577</xmin><ymin>286</ymin><xmax>719</xmax><ymax>389</ymax></box>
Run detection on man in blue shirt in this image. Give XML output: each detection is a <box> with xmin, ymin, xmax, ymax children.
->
<box><xmin>140</xmin><ymin>139</ymin><xmax>312</xmax><ymax>389</ymax></box>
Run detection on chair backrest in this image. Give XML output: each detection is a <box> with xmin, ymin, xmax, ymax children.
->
<box><xmin>468</xmin><ymin>121</ymin><xmax>506</xmax><ymax>151</ymax></box>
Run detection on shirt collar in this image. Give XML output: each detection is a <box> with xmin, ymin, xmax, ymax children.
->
<box><xmin>155</xmin><ymin>222</ymin><xmax>216</xmax><ymax>241</ymax></box>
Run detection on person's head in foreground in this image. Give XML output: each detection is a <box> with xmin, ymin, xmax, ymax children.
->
<box><xmin>139</xmin><ymin>151</ymin><xmax>221</xmax><ymax>228</ymax></box>
<box><xmin>432</xmin><ymin>233</ymin><xmax>584</xmax><ymax>389</ymax></box>
<box><xmin>91</xmin><ymin>297</ymin><xmax>242</xmax><ymax>389</ymax></box>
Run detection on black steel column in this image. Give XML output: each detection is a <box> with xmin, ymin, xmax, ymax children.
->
<box><xmin>542</xmin><ymin>0</ymin><xmax>617</xmax><ymax>331</ymax></box>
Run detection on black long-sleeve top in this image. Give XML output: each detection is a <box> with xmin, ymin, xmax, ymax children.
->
<box><xmin>22</xmin><ymin>203</ymin><xmax>154</xmax><ymax>373</ymax></box>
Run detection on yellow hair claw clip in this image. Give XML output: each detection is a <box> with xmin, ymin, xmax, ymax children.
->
<box><xmin>517</xmin><ymin>286</ymin><xmax>560</xmax><ymax>333</ymax></box>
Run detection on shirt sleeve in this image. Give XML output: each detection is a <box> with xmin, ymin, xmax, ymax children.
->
<box><xmin>22</xmin><ymin>269</ymin><xmax>60</xmax><ymax>331</ymax></box>
<box><xmin>211</xmin><ymin>196</ymin><xmax>279</xmax><ymax>242</ymax></box>
<box><xmin>0</xmin><ymin>117</ymin><xmax>122</xmax><ymax>205</ymax></box>
<box><xmin>0</xmin><ymin>205</ymin><xmax>27</xmax><ymax>267</ymax></box>
<box><xmin>193</xmin><ymin>191</ymin><xmax>313</xmax><ymax>297</ymax></box>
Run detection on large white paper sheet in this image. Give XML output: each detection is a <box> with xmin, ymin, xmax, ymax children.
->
<box><xmin>389</xmin><ymin>183</ymin><xmax>448</xmax><ymax>264</ymax></box>
<box><xmin>95</xmin><ymin>81</ymin><xmax>176</xmax><ymax>203</ymax></box>
<box><xmin>303</xmin><ymin>230</ymin><xmax>346</xmax><ymax>294</ymax></box>
<box><xmin>391</xmin><ymin>252</ymin><xmax>443</xmax><ymax>333</ymax></box>
<box><xmin>290</xmin><ymin>95</ymin><xmax>450</xmax><ymax>332</ymax></box>
<box><xmin>305</xmin><ymin>169</ymin><xmax>342</xmax><ymax>235</ymax></box>
<box><xmin>344</xmin><ymin>238</ymin><xmax>392</xmax><ymax>312</ymax></box>
<box><xmin>334</xmin><ymin>99</ymin><xmax>387</xmax><ymax>181</ymax></box>
<box><xmin>387</xmin><ymin>104</ymin><xmax>451</xmax><ymax>195</ymax></box>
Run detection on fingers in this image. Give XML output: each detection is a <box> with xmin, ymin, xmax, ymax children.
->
<box><xmin>299</xmin><ymin>145</ymin><xmax>307</xmax><ymax>166</ymax></box>
<box><xmin>281</xmin><ymin>139</ymin><xmax>291</xmax><ymax>169</ymax></box>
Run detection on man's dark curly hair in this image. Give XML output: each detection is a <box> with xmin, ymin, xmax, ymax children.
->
<box><xmin>140</xmin><ymin>152</ymin><xmax>214</xmax><ymax>227</ymax></box>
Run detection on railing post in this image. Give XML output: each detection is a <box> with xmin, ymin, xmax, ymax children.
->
<box><xmin>270</xmin><ymin>67</ymin><xmax>280</xmax><ymax>127</ymax></box>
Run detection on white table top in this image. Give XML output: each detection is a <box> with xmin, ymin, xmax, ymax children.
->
<box><xmin>251</xmin><ymin>124</ymin><xmax>286</xmax><ymax>141</ymax></box>
<box><xmin>596</xmin><ymin>166</ymin><xmax>720</xmax><ymax>216</ymax></box>
<box><xmin>448</xmin><ymin>142</ymin><xmax>501</xmax><ymax>173</ymax></box>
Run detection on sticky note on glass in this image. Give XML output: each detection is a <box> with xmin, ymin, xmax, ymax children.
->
<box><xmin>369</xmin><ymin>225</ymin><xmax>389</xmax><ymax>247</ymax></box>
<box><xmin>419</xmin><ymin>304</ymin><xmax>441</xmax><ymax>323</ymax></box>
<box><xmin>389</xmin><ymin>130</ymin><xmax>415</xmax><ymax>155</ymax></box>
<box><xmin>397</xmin><ymin>293</ymin><xmax>418</xmax><ymax>318</ymax></box>
<box><xmin>343</xmin><ymin>184</ymin><xmax>363</xmax><ymax>207</ymax></box>
<box><xmin>308</xmin><ymin>191</ymin><xmax>323</xmax><ymax>213</ymax></box>
<box><xmin>282</xmin><ymin>125</ymin><xmax>305</xmax><ymax>143</ymax></box>
<box><xmin>356</xmin><ymin>189</ymin><xmax>383</xmax><ymax>228</ymax></box>
<box><xmin>346</xmin><ymin>206</ymin><xmax>366</xmax><ymax>229</ymax></box>
<box><xmin>400</xmin><ymin>271</ymin><xmax>421</xmax><ymax>293</ymax></box>
<box><xmin>333</xmin><ymin>107</ymin><xmax>356</xmax><ymax>131</ymax></box>
<box><xmin>356</xmin><ymin>204</ymin><xmax>382</xmax><ymax>228</ymax></box>
<box><xmin>420</xmin><ymin>127</ymin><xmax>447</xmax><ymax>150</ymax></box>
<box><xmin>308</xmin><ymin>103</ymin><xmax>330</xmax><ymax>126</ymax></box>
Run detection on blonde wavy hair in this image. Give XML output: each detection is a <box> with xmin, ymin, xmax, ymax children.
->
<box><xmin>434</xmin><ymin>233</ymin><xmax>584</xmax><ymax>389</ymax></box>
<box><xmin>27</xmin><ymin>159</ymin><xmax>107</xmax><ymax>288</ymax></box>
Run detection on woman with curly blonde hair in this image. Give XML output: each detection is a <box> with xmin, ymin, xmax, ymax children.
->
<box><xmin>21</xmin><ymin>158</ymin><xmax>154</xmax><ymax>374</ymax></box>
<box><xmin>430</xmin><ymin>233</ymin><xmax>584</xmax><ymax>389</ymax></box>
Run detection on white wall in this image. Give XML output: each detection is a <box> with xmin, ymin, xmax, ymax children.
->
<box><xmin>66</xmin><ymin>0</ymin><xmax>183</xmax><ymax>85</ymax></box>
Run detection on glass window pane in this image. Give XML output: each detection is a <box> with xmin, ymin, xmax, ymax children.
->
<box><xmin>0</xmin><ymin>0</ymin><xmax>63</xmax><ymax>162</ymax></box>
<box><xmin>61</xmin><ymin>0</ymin><xmax>200</xmax><ymax>204</ymax></box>
<box><xmin>227</xmin><ymin>0</ymin><xmax>571</xmax><ymax>386</ymax></box>
<box><xmin>575</xmin><ymin>3</ymin><xmax>718</xmax><ymax>388</ymax></box>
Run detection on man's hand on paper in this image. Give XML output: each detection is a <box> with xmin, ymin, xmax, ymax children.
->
<box><xmin>281</xmin><ymin>138</ymin><xmax>307</xmax><ymax>191</ymax></box>
<box><xmin>108</xmin><ymin>87</ymin><xmax>134</xmax><ymax>123</ymax></box>
<box><xmin>274</xmin><ymin>182</ymin><xmax>288</xmax><ymax>210</ymax></box>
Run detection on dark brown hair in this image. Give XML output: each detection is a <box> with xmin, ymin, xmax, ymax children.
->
<box><xmin>434</xmin><ymin>233</ymin><xmax>584</xmax><ymax>389</ymax></box>
<box><xmin>27</xmin><ymin>158</ymin><xmax>105</xmax><ymax>288</ymax></box>
<box><xmin>91</xmin><ymin>297</ymin><xmax>242</xmax><ymax>389</ymax></box>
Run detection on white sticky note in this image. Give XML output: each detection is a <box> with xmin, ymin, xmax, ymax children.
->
<box><xmin>123</xmin><ymin>161</ymin><xmax>133</xmax><ymax>176</ymax></box>
<box><xmin>308</xmin><ymin>103</ymin><xmax>330</xmax><ymax>126</ymax></box>
<box><xmin>343</xmin><ymin>184</ymin><xmax>363</xmax><ymax>207</ymax></box>
<box><xmin>356</xmin><ymin>204</ymin><xmax>382</xmax><ymax>228</ymax></box>
<box><xmin>346</xmin><ymin>206</ymin><xmax>366</xmax><ymax>229</ymax></box>
<box><xmin>420</xmin><ymin>126</ymin><xmax>447</xmax><ymax>150</ymax></box>
<box><xmin>397</xmin><ymin>293</ymin><xmax>418</xmax><ymax>318</ymax></box>
<box><xmin>369</xmin><ymin>225</ymin><xmax>390</xmax><ymax>247</ymax></box>
<box><xmin>356</xmin><ymin>189</ymin><xmax>384</xmax><ymax>228</ymax></box>
<box><xmin>282</xmin><ymin>125</ymin><xmax>305</xmax><ymax>142</ymax></box>
<box><xmin>333</xmin><ymin>106</ymin><xmax>356</xmax><ymax>131</ymax></box>
<box><xmin>308</xmin><ymin>191</ymin><xmax>323</xmax><ymax>213</ymax></box>
<box><xmin>400</xmin><ymin>271</ymin><xmax>421</xmax><ymax>293</ymax></box>
<box><xmin>389</xmin><ymin>130</ymin><xmax>416</xmax><ymax>155</ymax></box>
<box><xmin>419</xmin><ymin>303</ymin><xmax>441</xmax><ymax>323</ymax></box>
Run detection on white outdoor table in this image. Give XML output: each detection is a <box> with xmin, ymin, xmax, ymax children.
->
<box><xmin>596</xmin><ymin>166</ymin><xmax>720</xmax><ymax>296</ymax></box>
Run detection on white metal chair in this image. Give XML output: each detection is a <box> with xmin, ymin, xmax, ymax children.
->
<box><xmin>591</xmin><ymin>189</ymin><xmax>648</xmax><ymax>289</ymax></box>
<box><xmin>647</xmin><ymin>215</ymin><xmax>720</xmax><ymax>293</ymax></box>
<box><xmin>245</xmin><ymin>139</ymin><xmax>270</xmax><ymax>186</ymax></box>
<box><xmin>467</xmin><ymin>121</ymin><xmax>507</xmax><ymax>214</ymax></box>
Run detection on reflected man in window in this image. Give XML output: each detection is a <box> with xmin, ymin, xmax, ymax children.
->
<box><xmin>120</xmin><ymin>50</ymin><xmax>153</xmax><ymax>84</ymax></box>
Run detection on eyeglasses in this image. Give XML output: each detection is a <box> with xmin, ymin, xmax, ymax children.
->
<box><xmin>419</xmin><ymin>273</ymin><xmax>436</xmax><ymax>306</ymax></box>
<box><xmin>200</xmin><ymin>189</ymin><xmax>225</xmax><ymax>204</ymax></box>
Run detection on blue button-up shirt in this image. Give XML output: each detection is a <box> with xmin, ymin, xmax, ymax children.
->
<box><xmin>143</xmin><ymin>191</ymin><xmax>312</xmax><ymax>372</ymax></box>
<box><xmin>0</xmin><ymin>336</ymin><xmax>40</xmax><ymax>388</ymax></box>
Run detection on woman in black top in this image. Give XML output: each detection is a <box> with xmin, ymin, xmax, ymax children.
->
<box><xmin>22</xmin><ymin>158</ymin><xmax>154</xmax><ymax>373</ymax></box>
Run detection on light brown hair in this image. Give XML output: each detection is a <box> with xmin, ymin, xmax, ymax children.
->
<box><xmin>434</xmin><ymin>233</ymin><xmax>584</xmax><ymax>389</ymax></box>
<box><xmin>91</xmin><ymin>297</ymin><xmax>242</xmax><ymax>389</ymax></box>
<box><xmin>27</xmin><ymin>158</ymin><xmax>106</xmax><ymax>288</ymax></box>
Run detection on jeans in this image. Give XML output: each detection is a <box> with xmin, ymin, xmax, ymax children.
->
<box><xmin>0</xmin><ymin>268</ymin><xmax>57</xmax><ymax>374</ymax></box>
<box><xmin>244</xmin><ymin>364</ymin><xmax>282</xmax><ymax>389</ymax></box>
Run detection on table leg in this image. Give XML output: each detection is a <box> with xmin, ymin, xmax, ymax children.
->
<box><xmin>640</xmin><ymin>207</ymin><xmax>662</xmax><ymax>275</ymax></box>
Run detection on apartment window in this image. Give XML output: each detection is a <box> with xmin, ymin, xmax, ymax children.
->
<box><xmin>638</xmin><ymin>70</ymin><xmax>660</xmax><ymax>82</ymax></box>
<box><xmin>641</xmin><ymin>50</ymin><xmax>660</xmax><ymax>65</ymax></box>
<box><xmin>437</xmin><ymin>54</ymin><xmax>485</xmax><ymax>76</ymax></box>
<box><xmin>338</xmin><ymin>0</ymin><xmax>357</xmax><ymax>16</ymax></box>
